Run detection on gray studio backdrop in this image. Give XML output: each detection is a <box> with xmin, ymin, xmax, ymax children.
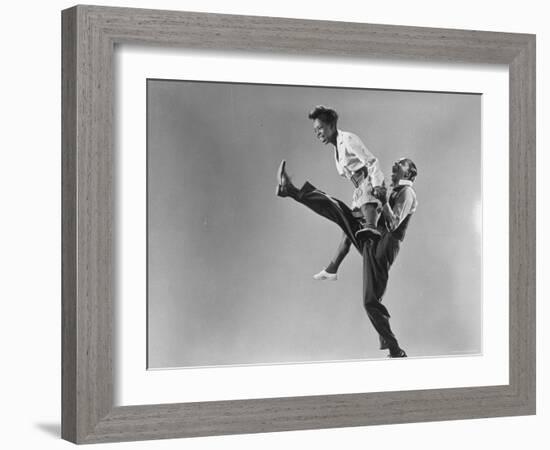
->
<box><xmin>147</xmin><ymin>79</ymin><xmax>481</xmax><ymax>369</ymax></box>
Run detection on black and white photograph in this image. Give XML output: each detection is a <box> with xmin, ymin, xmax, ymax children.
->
<box><xmin>147</xmin><ymin>79</ymin><xmax>482</xmax><ymax>369</ymax></box>
<box><xmin>4</xmin><ymin>0</ymin><xmax>544</xmax><ymax>448</ymax></box>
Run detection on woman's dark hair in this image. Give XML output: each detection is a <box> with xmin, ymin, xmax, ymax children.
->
<box><xmin>308</xmin><ymin>105</ymin><xmax>339</xmax><ymax>126</ymax></box>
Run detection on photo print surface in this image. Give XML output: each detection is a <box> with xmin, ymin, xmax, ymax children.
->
<box><xmin>147</xmin><ymin>79</ymin><xmax>482</xmax><ymax>369</ymax></box>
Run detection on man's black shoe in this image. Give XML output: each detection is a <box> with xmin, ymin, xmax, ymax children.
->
<box><xmin>388</xmin><ymin>348</ymin><xmax>407</xmax><ymax>358</ymax></box>
<box><xmin>276</xmin><ymin>160</ymin><xmax>296</xmax><ymax>197</ymax></box>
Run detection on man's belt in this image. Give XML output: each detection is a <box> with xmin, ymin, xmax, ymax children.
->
<box><xmin>350</xmin><ymin>166</ymin><xmax>369</xmax><ymax>188</ymax></box>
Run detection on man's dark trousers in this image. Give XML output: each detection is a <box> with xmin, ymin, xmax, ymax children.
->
<box><xmin>288</xmin><ymin>181</ymin><xmax>401</xmax><ymax>351</ymax></box>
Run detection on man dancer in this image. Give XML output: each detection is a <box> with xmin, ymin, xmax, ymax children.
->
<box><xmin>276</xmin><ymin>158</ymin><xmax>418</xmax><ymax>358</ymax></box>
<box><xmin>307</xmin><ymin>106</ymin><xmax>385</xmax><ymax>281</ymax></box>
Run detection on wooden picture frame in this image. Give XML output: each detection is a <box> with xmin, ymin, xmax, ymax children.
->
<box><xmin>61</xmin><ymin>5</ymin><xmax>535</xmax><ymax>444</ymax></box>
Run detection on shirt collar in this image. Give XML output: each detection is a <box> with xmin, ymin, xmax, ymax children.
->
<box><xmin>398</xmin><ymin>179</ymin><xmax>413</xmax><ymax>186</ymax></box>
<box><xmin>336</xmin><ymin>129</ymin><xmax>344</xmax><ymax>146</ymax></box>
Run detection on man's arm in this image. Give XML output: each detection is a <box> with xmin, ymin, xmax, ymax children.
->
<box><xmin>345</xmin><ymin>134</ymin><xmax>384</xmax><ymax>187</ymax></box>
<box><xmin>381</xmin><ymin>188</ymin><xmax>416</xmax><ymax>231</ymax></box>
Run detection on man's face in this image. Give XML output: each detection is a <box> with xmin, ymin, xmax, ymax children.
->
<box><xmin>391</xmin><ymin>159</ymin><xmax>410</xmax><ymax>185</ymax></box>
<box><xmin>312</xmin><ymin>118</ymin><xmax>336</xmax><ymax>145</ymax></box>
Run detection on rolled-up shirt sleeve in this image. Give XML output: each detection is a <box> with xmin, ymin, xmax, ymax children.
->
<box><xmin>383</xmin><ymin>188</ymin><xmax>416</xmax><ymax>230</ymax></box>
<box><xmin>345</xmin><ymin>134</ymin><xmax>384</xmax><ymax>187</ymax></box>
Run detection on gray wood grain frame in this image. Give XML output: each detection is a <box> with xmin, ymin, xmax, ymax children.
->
<box><xmin>61</xmin><ymin>5</ymin><xmax>536</xmax><ymax>444</ymax></box>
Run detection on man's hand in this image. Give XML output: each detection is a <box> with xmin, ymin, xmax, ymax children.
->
<box><xmin>372</xmin><ymin>185</ymin><xmax>388</xmax><ymax>204</ymax></box>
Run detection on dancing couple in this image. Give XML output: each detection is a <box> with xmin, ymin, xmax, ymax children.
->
<box><xmin>276</xmin><ymin>106</ymin><xmax>418</xmax><ymax>358</ymax></box>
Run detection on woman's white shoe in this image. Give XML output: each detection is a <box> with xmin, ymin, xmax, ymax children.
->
<box><xmin>312</xmin><ymin>269</ymin><xmax>338</xmax><ymax>281</ymax></box>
